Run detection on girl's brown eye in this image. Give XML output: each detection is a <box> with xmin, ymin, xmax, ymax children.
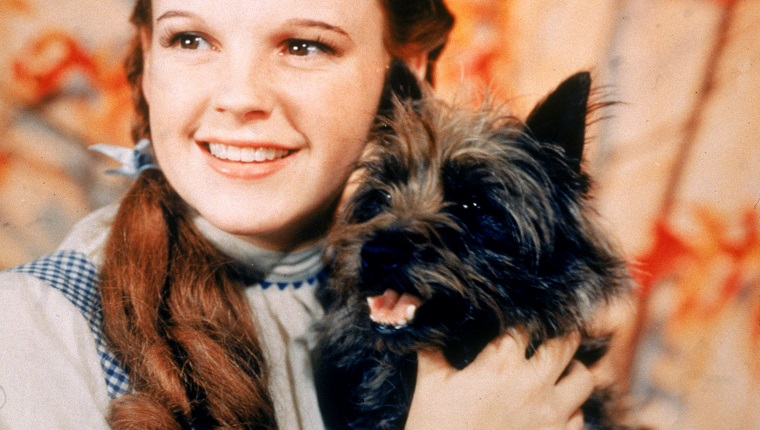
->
<box><xmin>175</xmin><ymin>33</ymin><xmax>211</xmax><ymax>50</ymax></box>
<box><xmin>285</xmin><ymin>39</ymin><xmax>333</xmax><ymax>57</ymax></box>
<box><xmin>287</xmin><ymin>40</ymin><xmax>312</xmax><ymax>56</ymax></box>
<box><xmin>180</xmin><ymin>35</ymin><xmax>200</xmax><ymax>49</ymax></box>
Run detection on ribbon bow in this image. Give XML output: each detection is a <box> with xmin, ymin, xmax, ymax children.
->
<box><xmin>89</xmin><ymin>139</ymin><xmax>159</xmax><ymax>178</ymax></box>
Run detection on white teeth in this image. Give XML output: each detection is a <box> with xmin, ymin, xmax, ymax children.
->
<box><xmin>208</xmin><ymin>142</ymin><xmax>288</xmax><ymax>162</ymax></box>
<box><xmin>367</xmin><ymin>300</ymin><xmax>418</xmax><ymax>329</ymax></box>
<box><xmin>260</xmin><ymin>148</ymin><xmax>278</xmax><ymax>161</ymax></box>
<box><xmin>226</xmin><ymin>145</ymin><xmax>241</xmax><ymax>161</ymax></box>
<box><xmin>405</xmin><ymin>305</ymin><xmax>417</xmax><ymax>322</ymax></box>
<box><xmin>240</xmin><ymin>147</ymin><xmax>255</xmax><ymax>162</ymax></box>
<box><xmin>209</xmin><ymin>143</ymin><xmax>227</xmax><ymax>159</ymax></box>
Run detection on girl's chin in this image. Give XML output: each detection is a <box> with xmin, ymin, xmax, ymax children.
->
<box><xmin>193</xmin><ymin>210</ymin><xmax>316</xmax><ymax>251</ymax></box>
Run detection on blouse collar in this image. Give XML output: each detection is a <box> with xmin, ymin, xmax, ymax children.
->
<box><xmin>192</xmin><ymin>214</ymin><xmax>325</xmax><ymax>284</ymax></box>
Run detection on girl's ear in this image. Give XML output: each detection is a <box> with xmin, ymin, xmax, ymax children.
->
<box><xmin>140</xmin><ymin>29</ymin><xmax>152</xmax><ymax>106</ymax></box>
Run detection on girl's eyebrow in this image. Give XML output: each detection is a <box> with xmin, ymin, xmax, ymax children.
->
<box><xmin>283</xmin><ymin>18</ymin><xmax>350</xmax><ymax>37</ymax></box>
<box><xmin>156</xmin><ymin>10</ymin><xmax>198</xmax><ymax>22</ymax></box>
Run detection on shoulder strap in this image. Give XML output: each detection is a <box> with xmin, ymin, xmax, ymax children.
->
<box><xmin>8</xmin><ymin>250</ymin><xmax>130</xmax><ymax>398</ymax></box>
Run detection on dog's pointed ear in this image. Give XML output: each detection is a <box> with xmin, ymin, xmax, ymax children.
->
<box><xmin>524</xmin><ymin>72</ymin><xmax>591</xmax><ymax>173</ymax></box>
<box><xmin>377</xmin><ymin>59</ymin><xmax>423</xmax><ymax>119</ymax></box>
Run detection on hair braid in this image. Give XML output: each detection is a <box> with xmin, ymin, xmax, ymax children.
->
<box><xmin>101</xmin><ymin>170</ymin><xmax>277</xmax><ymax>429</ymax></box>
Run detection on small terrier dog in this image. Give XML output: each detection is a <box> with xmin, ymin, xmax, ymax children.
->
<box><xmin>316</xmin><ymin>65</ymin><xmax>631</xmax><ymax>430</ymax></box>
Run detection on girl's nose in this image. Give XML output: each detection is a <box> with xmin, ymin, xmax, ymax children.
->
<box><xmin>212</xmin><ymin>51</ymin><xmax>274</xmax><ymax>121</ymax></box>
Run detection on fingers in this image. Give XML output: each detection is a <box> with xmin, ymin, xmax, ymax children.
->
<box><xmin>482</xmin><ymin>331</ymin><xmax>524</xmax><ymax>359</ymax></box>
<box><xmin>554</xmin><ymin>359</ymin><xmax>594</xmax><ymax>417</ymax></box>
<box><xmin>565</xmin><ymin>408</ymin><xmax>585</xmax><ymax>430</ymax></box>
<box><xmin>589</xmin><ymin>291</ymin><xmax>637</xmax><ymax>331</ymax></box>
<box><xmin>416</xmin><ymin>348</ymin><xmax>451</xmax><ymax>376</ymax></box>
<box><xmin>531</xmin><ymin>331</ymin><xmax>583</xmax><ymax>384</ymax></box>
<box><xmin>586</xmin><ymin>297</ymin><xmax>638</xmax><ymax>390</ymax></box>
<box><xmin>412</xmin><ymin>331</ymin><xmax>594</xmax><ymax>430</ymax></box>
<box><xmin>529</xmin><ymin>333</ymin><xmax>592</xmax><ymax>430</ymax></box>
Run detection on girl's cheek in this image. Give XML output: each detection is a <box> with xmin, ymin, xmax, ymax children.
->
<box><xmin>150</xmin><ymin>61</ymin><xmax>211</xmax><ymax>111</ymax></box>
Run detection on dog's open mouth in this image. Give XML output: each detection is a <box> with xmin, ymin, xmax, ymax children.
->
<box><xmin>366</xmin><ymin>289</ymin><xmax>424</xmax><ymax>329</ymax></box>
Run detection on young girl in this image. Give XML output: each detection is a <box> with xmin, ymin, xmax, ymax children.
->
<box><xmin>0</xmin><ymin>0</ymin><xmax>598</xmax><ymax>428</ymax></box>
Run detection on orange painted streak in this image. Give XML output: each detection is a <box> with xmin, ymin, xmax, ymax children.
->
<box><xmin>10</xmin><ymin>31</ymin><xmax>132</xmax><ymax>146</ymax></box>
<box><xmin>631</xmin><ymin>217</ymin><xmax>694</xmax><ymax>298</ymax></box>
<box><xmin>12</xmin><ymin>32</ymin><xmax>98</xmax><ymax>99</ymax></box>
<box><xmin>12</xmin><ymin>31</ymin><xmax>129</xmax><ymax>103</ymax></box>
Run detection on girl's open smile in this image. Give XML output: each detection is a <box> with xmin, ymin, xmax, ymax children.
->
<box><xmin>198</xmin><ymin>139</ymin><xmax>299</xmax><ymax>180</ymax></box>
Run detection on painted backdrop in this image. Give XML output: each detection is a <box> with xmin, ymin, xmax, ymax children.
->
<box><xmin>1</xmin><ymin>1</ymin><xmax>758</xmax><ymax>428</ymax></box>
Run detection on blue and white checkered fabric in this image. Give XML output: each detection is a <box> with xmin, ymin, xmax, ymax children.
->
<box><xmin>259</xmin><ymin>271</ymin><xmax>325</xmax><ymax>291</ymax></box>
<box><xmin>8</xmin><ymin>250</ymin><xmax>130</xmax><ymax>398</ymax></box>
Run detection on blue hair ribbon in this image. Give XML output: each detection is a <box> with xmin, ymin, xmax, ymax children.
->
<box><xmin>89</xmin><ymin>139</ymin><xmax>158</xmax><ymax>178</ymax></box>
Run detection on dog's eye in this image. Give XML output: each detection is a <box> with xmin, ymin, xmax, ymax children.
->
<box><xmin>459</xmin><ymin>196</ymin><xmax>483</xmax><ymax>212</ymax></box>
<box><xmin>352</xmin><ymin>189</ymin><xmax>392</xmax><ymax>223</ymax></box>
<box><xmin>370</xmin><ymin>189</ymin><xmax>392</xmax><ymax>205</ymax></box>
<box><xmin>460</xmin><ymin>200</ymin><xmax>481</xmax><ymax>211</ymax></box>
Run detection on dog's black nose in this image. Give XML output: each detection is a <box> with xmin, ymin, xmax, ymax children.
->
<box><xmin>360</xmin><ymin>231</ymin><xmax>415</xmax><ymax>271</ymax></box>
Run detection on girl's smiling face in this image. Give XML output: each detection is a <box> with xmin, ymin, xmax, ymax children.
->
<box><xmin>142</xmin><ymin>0</ymin><xmax>394</xmax><ymax>250</ymax></box>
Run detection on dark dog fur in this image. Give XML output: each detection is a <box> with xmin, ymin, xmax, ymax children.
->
<box><xmin>315</xmin><ymin>67</ymin><xmax>632</xmax><ymax>430</ymax></box>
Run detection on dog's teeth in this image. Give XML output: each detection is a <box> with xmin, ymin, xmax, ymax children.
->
<box><xmin>369</xmin><ymin>313</ymin><xmax>379</xmax><ymax>323</ymax></box>
<box><xmin>367</xmin><ymin>296</ymin><xmax>377</xmax><ymax>308</ymax></box>
<box><xmin>405</xmin><ymin>304</ymin><xmax>417</xmax><ymax>322</ymax></box>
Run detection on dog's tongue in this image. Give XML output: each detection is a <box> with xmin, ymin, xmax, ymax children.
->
<box><xmin>367</xmin><ymin>289</ymin><xmax>423</xmax><ymax>327</ymax></box>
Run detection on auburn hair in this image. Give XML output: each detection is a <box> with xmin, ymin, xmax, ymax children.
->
<box><xmin>102</xmin><ymin>0</ymin><xmax>454</xmax><ymax>428</ymax></box>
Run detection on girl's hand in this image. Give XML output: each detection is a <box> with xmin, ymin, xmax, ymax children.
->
<box><xmin>587</xmin><ymin>296</ymin><xmax>638</xmax><ymax>390</ymax></box>
<box><xmin>406</xmin><ymin>331</ymin><xmax>592</xmax><ymax>430</ymax></box>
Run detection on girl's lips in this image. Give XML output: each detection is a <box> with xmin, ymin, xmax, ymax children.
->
<box><xmin>198</xmin><ymin>140</ymin><xmax>298</xmax><ymax>179</ymax></box>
